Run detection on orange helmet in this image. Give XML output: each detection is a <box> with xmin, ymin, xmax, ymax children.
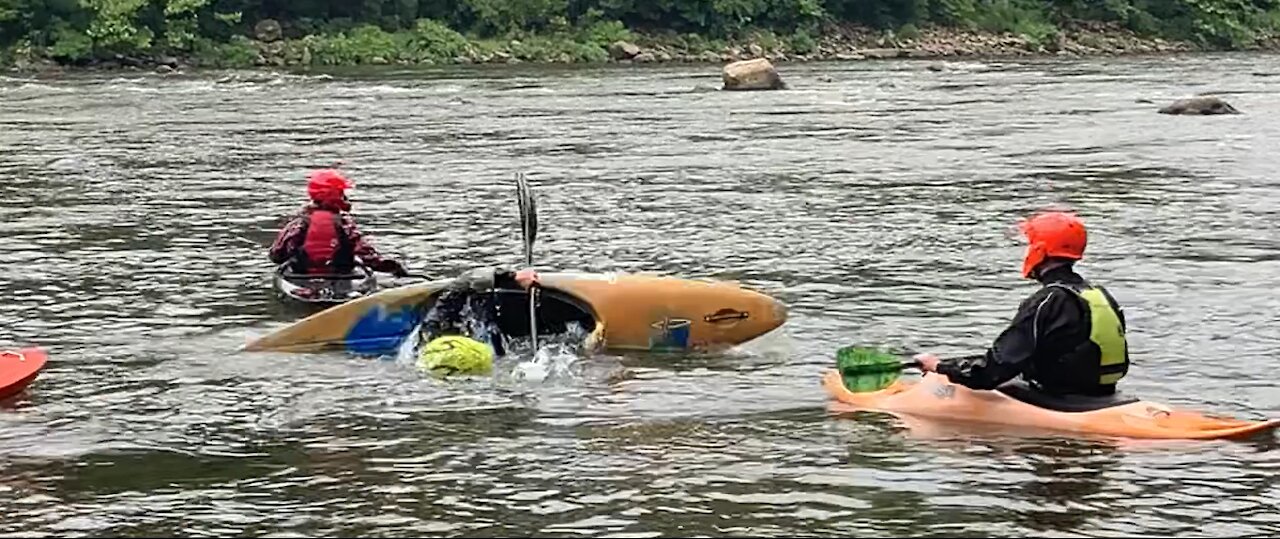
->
<box><xmin>1019</xmin><ymin>211</ymin><xmax>1086</xmax><ymax>278</ymax></box>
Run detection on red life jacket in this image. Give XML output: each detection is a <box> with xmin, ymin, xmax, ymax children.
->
<box><xmin>293</xmin><ymin>209</ymin><xmax>355</xmax><ymax>275</ymax></box>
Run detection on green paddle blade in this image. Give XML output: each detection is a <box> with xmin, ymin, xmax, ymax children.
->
<box><xmin>836</xmin><ymin>346</ymin><xmax>911</xmax><ymax>374</ymax></box>
<box><xmin>835</xmin><ymin>346</ymin><xmax>915</xmax><ymax>393</ymax></box>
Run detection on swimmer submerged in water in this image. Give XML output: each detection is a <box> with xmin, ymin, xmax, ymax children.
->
<box><xmin>414</xmin><ymin>267</ymin><xmax>540</xmax><ymax>376</ymax></box>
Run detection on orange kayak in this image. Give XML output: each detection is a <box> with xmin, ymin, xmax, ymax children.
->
<box><xmin>0</xmin><ymin>347</ymin><xmax>47</xmax><ymax>401</ymax></box>
<box><xmin>821</xmin><ymin>370</ymin><xmax>1280</xmax><ymax>440</ymax></box>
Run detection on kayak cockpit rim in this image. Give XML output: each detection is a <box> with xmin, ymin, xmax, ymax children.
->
<box><xmin>416</xmin><ymin>285</ymin><xmax>601</xmax><ymax>342</ymax></box>
<box><xmin>276</xmin><ymin>264</ymin><xmax>375</xmax><ymax>282</ymax></box>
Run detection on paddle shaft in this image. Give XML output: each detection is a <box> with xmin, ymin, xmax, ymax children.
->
<box><xmin>526</xmin><ymin>247</ymin><xmax>538</xmax><ymax>352</ymax></box>
<box><xmin>516</xmin><ymin>173</ymin><xmax>539</xmax><ymax>352</ymax></box>
<box><xmin>896</xmin><ymin>353</ymin><xmax>983</xmax><ymax>368</ymax></box>
<box><xmin>836</xmin><ymin>348</ymin><xmax>989</xmax><ymax>394</ymax></box>
<box><xmin>837</xmin><ymin>345</ymin><xmax>984</xmax><ymax>376</ymax></box>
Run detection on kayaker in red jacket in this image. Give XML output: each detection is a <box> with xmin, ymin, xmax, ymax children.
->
<box><xmin>268</xmin><ymin>169</ymin><xmax>409</xmax><ymax>277</ymax></box>
<box><xmin>914</xmin><ymin>211</ymin><xmax>1130</xmax><ymax>396</ymax></box>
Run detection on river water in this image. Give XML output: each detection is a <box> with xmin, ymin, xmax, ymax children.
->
<box><xmin>1</xmin><ymin>54</ymin><xmax>1278</xmax><ymax>537</ymax></box>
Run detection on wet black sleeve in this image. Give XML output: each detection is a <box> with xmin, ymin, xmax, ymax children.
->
<box><xmin>936</xmin><ymin>287</ymin><xmax>1073</xmax><ymax>390</ymax></box>
<box><xmin>491</xmin><ymin>269</ymin><xmax>519</xmax><ymax>289</ymax></box>
<box><xmin>421</xmin><ymin>290</ymin><xmax>467</xmax><ymax>340</ymax></box>
<box><xmin>424</xmin><ymin>268</ymin><xmax>518</xmax><ymax>339</ymax></box>
<box><xmin>447</xmin><ymin>267</ymin><xmax>521</xmax><ymax>292</ymax></box>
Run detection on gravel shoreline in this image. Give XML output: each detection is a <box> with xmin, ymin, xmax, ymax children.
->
<box><xmin>9</xmin><ymin>21</ymin><xmax>1277</xmax><ymax>74</ymax></box>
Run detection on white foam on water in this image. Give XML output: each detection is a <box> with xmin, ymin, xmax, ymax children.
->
<box><xmin>506</xmin><ymin>342</ymin><xmax>582</xmax><ymax>384</ymax></box>
<box><xmin>498</xmin><ymin>321</ymin><xmax>593</xmax><ymax>386</ymax></box>
<box><xmin>394</xmin><ymin>324</ymin><xmax>421</xmax><ymax>367</ymax></box>
<box><xmin>395</xmin><ymin>299</ymin><xmax>592</xmax><ymax>385</ymax></box>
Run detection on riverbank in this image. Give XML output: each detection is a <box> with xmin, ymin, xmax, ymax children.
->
<box><xmin>5</xmin><ymin>20</ymin><xmax>1277</xmax><ymax>74</ymax></box>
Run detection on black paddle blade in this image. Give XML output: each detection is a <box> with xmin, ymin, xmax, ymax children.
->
<box><xmin>515</xmin><ymin>172</ymin><xmax>537</xmax><ymax>260</ymax></box>
<box><xmin>514</xmin><ymin>172</ymin><xmax>540</xmax><ymax>351</ymax></box>
<box><xmin>835</xmin><ymin>346</ymin><xmax>913</xmax><ymax>393</ymax></box>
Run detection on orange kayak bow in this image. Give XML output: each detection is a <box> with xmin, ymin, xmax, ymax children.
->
<box><xmin>821</xmin><ymin>370</ymin><xmax>1280</xmax><ymax>441</ymax></box>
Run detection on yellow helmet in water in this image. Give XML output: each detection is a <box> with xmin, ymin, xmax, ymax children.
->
<box><xmin>417</xmin><ymin>335</ymin><xmax>494</xmax><ymax>376</ymax></box>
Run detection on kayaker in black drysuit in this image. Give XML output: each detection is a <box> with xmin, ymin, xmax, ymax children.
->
<box><xmin>914</xmin><ymin>211</ymin><xmax>1130</xmax><ymax>397</ymax></box>
<box><xmin>415</xmin><ymin>266</ymin><xmax>541</xmax><ymax>360</ymax></box>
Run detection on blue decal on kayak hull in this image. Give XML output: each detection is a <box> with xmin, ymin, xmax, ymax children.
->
<box><xmin>345</xmin><ymin>304</ymin><xmax>422</xmax><ymax>356</ymax></box>
<box><xmin>649</xmin><ymin>317</ymin><xmax>691</xmax><ymax>350</ymax></box>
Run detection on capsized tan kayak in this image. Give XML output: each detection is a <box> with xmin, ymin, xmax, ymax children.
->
<box><xmin>244</xmin><ymin>271</ymin><xmax>788</xmax><ymax>356</ymax></box>
<box><xmin>821</xmin><ymin>370</ymin><xmax>1280</xmax><ymax>441</ymax></box>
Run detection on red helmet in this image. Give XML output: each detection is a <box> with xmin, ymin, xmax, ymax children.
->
<box><xmin>306</xmin><ymin>169</ymin><xmax>352</xmax><ymax>207</ymax></box>
<box><xmin>1019</xmin><ymin>211</ymin><xmax>1086</xmax><ymax>278</ymax></box>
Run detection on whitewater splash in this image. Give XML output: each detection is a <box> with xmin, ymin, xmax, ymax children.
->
<box><xmin>393</xmin><ymin>302</ymin><xmax>592</xmax><ymax>385</ymax></box>
<box><xmin>501</xmin><ymin>336</ymin><xmax>587</xmax><ymax>385</ymax></box>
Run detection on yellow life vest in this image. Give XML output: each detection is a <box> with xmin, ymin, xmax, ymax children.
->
<box><xmin>1048</xmin><ymin>283</ymin><xmax>1128</xmax><ymax>386</ymax></box>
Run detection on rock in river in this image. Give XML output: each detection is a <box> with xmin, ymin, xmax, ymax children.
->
<box><xmin>1158</xmin><ymin>96</ymin><xmax>1240</xmax><ymax>115</ymax></box>
<box><xmin>722</xmin><ymin>58</ymin><xmax>785</xmax><ymax>91</ymax></box>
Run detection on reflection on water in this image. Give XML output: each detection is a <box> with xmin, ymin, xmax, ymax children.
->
<box><xmin>1</xmin><ymin>55</ymin><xmax>1279</xmax><ymax>536</ymax></box>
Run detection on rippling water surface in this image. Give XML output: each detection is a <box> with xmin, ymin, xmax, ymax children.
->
<box><xmin>2</xmin><ymin>54</ymin><xmax>1279</xmax><ymax>537</ymax></box>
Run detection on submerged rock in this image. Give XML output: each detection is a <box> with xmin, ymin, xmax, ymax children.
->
<box><xmin>1158</xmin><ymin>96</ymin><xmax>1240</xmax><ymax>115</ymax></box>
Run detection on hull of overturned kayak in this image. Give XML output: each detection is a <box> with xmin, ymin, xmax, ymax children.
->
<box><xmin>244</xmin><ymin>272</ymin><xmax>788</xmax><ymax>356</ymax></box>
<box><xmin>821</xmin><ymin>370</ymin><xmax>1280</xmax><ymax>441</ymax></box>
<box><xmin>0</xmin><ymin>347</ymin><xmax>48</xmax><ymax>401</ymax></box>
<box><xmin>272</xmin><ymin>265</ymin><xmax>379</xmax><ymax>306</ymax></box>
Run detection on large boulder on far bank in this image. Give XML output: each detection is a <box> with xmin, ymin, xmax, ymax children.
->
<box><xmin>255</xmin><ymin>19</ymin><xmax>282</xmax><ymax>42</ymax></box>
<box><xmin>1158</xmin><ymin>95</ymin><xmax>1240</xmax><ymax>115</ymax></box>
<box><xmin>722</xmin><ymin>58</ymin><xmax>784</xmax><ymax>91</ymax></box>
<box><xmin>608</xmin><ymin>40</ymin><xmax>641</xmax><ymax>60</ymax></box>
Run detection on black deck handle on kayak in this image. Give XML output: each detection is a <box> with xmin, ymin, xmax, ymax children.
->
<box><xmin>704</xmin><ymin>309</ymin><xmax>750</xmax><ymax>323</ymax></box>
